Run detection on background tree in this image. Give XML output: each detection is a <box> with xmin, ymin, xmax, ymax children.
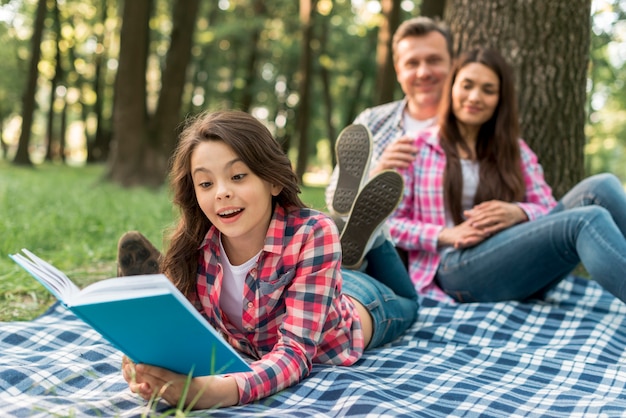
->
<box><xmin>105</xmin><ymin>0</ymin><xmax>151</xmax><ymax>187</ymax></box>
<box><xmin>13</xmin><ymin>0</ymin><xmax>47</xmax><ymax>166</ymax></box>
<box><xmin>445</xmin><ymin>0</ymin><xmax>592</xmax><ymax>198</ymax></box>
<box><xmin>0</xmin><ymin>16</ymin><xmax>28</xmax><ymax>158</ymax></box>
<box><xmin>87</xmin><ymin>0</ymin><xmax>115</xmax><ymax>163</ymax></box>
<box><xmin>44</xmin><ymin>0</ymin><xmax>62</xmax><ymax>162</ymax></box>
<box><xmin>0</xmin><ymin>4</ymin><xmax>28</xmax><ymax>159</ymax></box>
<box><xmin>421</xmin><ymin>0</ymin><xmax>446</xmax><ymax>19</ymax></box>
<box><xmin>234</xmin><ymin>0</ymin><xmax>265</xmax><ymax>113</ymax></box>
<box><xmin>585</xmin><ymin>1</ymin><xmax>626</xmax><ymax>179</ymax></box>
<box><xmin>374</xmin><ymin>0</ymin><xmax>401</xmax><ymax>105</ymax></box>
<box><xmin>106</xmin><ymin>0</ymin><xmax>198</xmax><ymax>187</ymax></box>
<box><xmin>4</xmin><ymin>0</ymin><xmax>625</xmax><ymax>198</ymax></box>
<box><xmin>293</xmin><ymin>0</ymin><xmax>317</xmax><ymax>182</ymax></box>
<box><xmin>149</xmin><ymin>0</ymin><xmax>200</xmax><ymax>158</ymax></box>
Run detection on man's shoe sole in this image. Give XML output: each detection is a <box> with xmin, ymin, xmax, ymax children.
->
<box><xmin>333</xmin><ymin>124</ymin><xmax>373</xmax><ymax>215</ymax></box>
<box><xmin>340</xmin><ymin>170</ymin><xmax>404</xmax><ymax>269</ymax></box>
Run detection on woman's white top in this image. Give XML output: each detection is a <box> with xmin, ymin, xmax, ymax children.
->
<box><xmin>441</xmin><ymin>159</ymin><xmax>480</xmax><ymax>251</ymax></box>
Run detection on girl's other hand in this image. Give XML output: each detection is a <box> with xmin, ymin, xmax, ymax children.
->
<box><xmin>121</xmin><ymin>355</ymin><xmax>239</xmax><ymax>410</ymax></box>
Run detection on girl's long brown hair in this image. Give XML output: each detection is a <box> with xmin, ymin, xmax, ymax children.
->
<box><xmin>161</xmin><ymin>110</ymin><xmax>305</xmax><ymax>296</ymax></box>
<box><xmin>438</xmin><ymin>47</ymin><xmax>525</xmax><ymax>225</ymax></box>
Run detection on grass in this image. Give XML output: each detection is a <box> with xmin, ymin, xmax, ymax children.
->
<box><xmin>0</xmin><ymin>161</ymin><xmax>327</xmax><ymax>322</ymax></box>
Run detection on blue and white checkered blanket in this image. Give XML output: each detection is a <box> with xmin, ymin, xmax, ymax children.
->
<box><xmin>2</xmin><ymin>275</ymin><xmax>626</xmax><ymax>417</ymax></box>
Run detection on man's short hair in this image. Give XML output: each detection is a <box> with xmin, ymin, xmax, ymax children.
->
<box><xmin>392</xmin><ymin>17</ymin><xmax>453</xmax><ymax>62</ymax></box>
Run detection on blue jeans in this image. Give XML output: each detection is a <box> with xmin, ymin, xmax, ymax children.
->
<box><xmin>436</xmin><ymin>174</ymin><xmax>626</xmax><ymax>303</ymax></box>
<box><xmin>342</xmin><ymin>240</ymin><xmax>418</xmax><ymax>348</ymax></box>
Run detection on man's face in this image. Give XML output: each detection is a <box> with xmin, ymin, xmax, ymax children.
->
<box><xmin>394</xmin><ymin>31</ymin><xmax>452</xmax><ymax>119</ymax></box>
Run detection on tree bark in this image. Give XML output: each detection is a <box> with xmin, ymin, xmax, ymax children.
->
<box><xmin>420</xmin><ymin>0</ymin><xmax>446</xmax><ymax>19</ymax></box>
<box><xmin>13</xmin><ymin>0</ymin><xmax>48</xmax><ymax>166</ymax></box>
<box><xmin>106</xmin><ymin>0</ymin><xmax>151</xmax><ymax>187</ymax></box>
<box><xmin>46</xmin><ymin>0</ymin><xmax>62</xmax><ymax>162</ymax></box>
<box><xmin>151</xmin><ymin>0</ymin><xmax>200</xmax><ymax>159</ymax></box>
<box><xmin>88</xmin><ymin>0</ymin><xmax>112</xmax><ymax>163</ymax></box>
<box><xmin>238</xmin><ymin>0</ymin><xmax>266</xmax><ymax>112</ymax></box>
<box><xmin>108</xmin><ymin>0</ymin><xmax>199</xmax><ymax>187</ymax></box>
<box><xmin>444</xmin><ymin>0</ymin><xmax>591</xmax><ymax>198</ymax></box>
<box><xmin>319</xmin><ymin>16</ymin><xmax>336</xmax><ymax>167</ymax></box>
<box><xmin>294</xmin><ymin>0</ymin><xmax>317</xmax><ymax>183</ymax></box>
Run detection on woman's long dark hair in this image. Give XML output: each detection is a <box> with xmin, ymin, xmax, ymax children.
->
<box><xmin>161</xmin><ymin>110</ymin><xmax>305</xmax><ymax>296</ymax></box>
<box><xmin>438</xmin><ymin>47</ymin><xmax>525</xmax><ymax>225</ymax></box>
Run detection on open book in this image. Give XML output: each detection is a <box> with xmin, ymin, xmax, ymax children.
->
<box><xmin>10</xmin><ymin>249</ymin><xmax>251</xmax><ymax>377</ymax></box>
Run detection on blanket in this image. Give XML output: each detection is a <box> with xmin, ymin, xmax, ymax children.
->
<box><xmin>2</xmin><ymin>275</ymin><xmax>626</xmax><ymax>417</ymax></box>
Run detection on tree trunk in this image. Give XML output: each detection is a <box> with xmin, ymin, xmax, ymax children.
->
<box><xmin>46</xmin><ymin>0</ymin><xmax>62</xmax><ymax>162</ymax></box>
<box><xmin>444</xmin><ymin>0</ymin><xmax>591</xmax><ymax>198</ymax></box>
<box><xmin>108</xmin><ymin>0</ymin><xmax>199</xmax><ymax>187</ymax></box>
<box><xmin>420</xmin><ymin>0</ymin><xmax>446</xmax><ymax>19</ymax></box>
<box><xmin>294</xmin><ymin>0</ymin><xmax>317</xmax><ymax>183</ymax></box>
<box><xmin>60</xmin><ymin>97</ymin><xmax>67</xmax><ymax>162</ymax></box>
<box><xmin>151</xmin><ymin>0</ymin><xmax>200</xmax><ymax>160</ymax></box>
<box><xmin>343</xmin><ymin>28</ymin><xmax>378</xmax><ymax>130</ymax></box>
<box><xmin>374</xmin><ymin>0</ymin><xmax>401</xmax><ymax>105</ymax></box>
<box><xmin>13</xmin><ymin>0</ymin><xmax>48</xmax><ymax>166</ymax></box>
<box><xmin>238</xmin><ymin>0</ymin><xmax>266</xmax><ymax>112</ymax></box>
<box><xmin>319</xmin><ymin>17</ymin><xmax>336</xmax><ymax>167</ymax></box>
<box><xmin>1</xmin><ymin>117</ymin><xmax>7</xmax><ymax>159</ymax></box>
<box><xmin>88</xmin><ymin>0</ymin><xmax>112</xmax><ymax>163</ymax></box>
<box><xmin>106</xmin><ymin>0</ymin><xmax>152</xmax><ymax>187</ymax></box>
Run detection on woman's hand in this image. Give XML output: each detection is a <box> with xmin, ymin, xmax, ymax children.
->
<box><xmin>464</xmin><ymin>200</ymin><xmax>528</xmax><ymax>235</ymax></box>
<box><xmin>121</xmin><ymin>355</ymin><xmax>239</xmax><ymax>410</ymax></box>
<box><xmin>438</xmin><ymin>221</ymin><xmax>491</xmax><ymax>249</ymax></box>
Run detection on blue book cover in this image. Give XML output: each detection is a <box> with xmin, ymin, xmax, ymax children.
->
<box><xmin>10</xmin><ymin>249</ymin><xmax>251</xmax><ymax>377</ymax></box>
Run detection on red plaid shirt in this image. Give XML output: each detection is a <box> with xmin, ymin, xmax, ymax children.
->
<box><xmin>192</xmin><ymin>205</ymin><xmax>364</xmax><ymax>404</ymax></box>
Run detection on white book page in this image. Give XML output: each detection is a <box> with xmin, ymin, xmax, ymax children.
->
<box><xmin>11</xmin><ymin>249</ymin><xmax>182</xmax><ymax>307</ymax></box>
<box><xmin>11</xmin><ymin>250</ymin><xmax>80</xmax><ymax>302</ymax></box>
<box><xmin>73</xmin><ymin>274</ymin><xmax>172</xmax><ymax>305</ymax></box>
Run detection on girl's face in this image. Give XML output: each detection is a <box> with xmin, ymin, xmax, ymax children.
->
<box><xmin>451</xmin><ymin>62</ymin><xmax>500</xmax><ymax>131</ymax></box>
<box><xmin>190</xmin><ymin>140</ymin><xmax>282</xmax><ymax>260</ymax></box>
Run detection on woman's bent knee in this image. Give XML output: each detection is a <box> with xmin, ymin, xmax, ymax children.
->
<box><xmin>586</xmin><ymin>173</ymin><xmax>622</xmax><ymax>195</ymax></box>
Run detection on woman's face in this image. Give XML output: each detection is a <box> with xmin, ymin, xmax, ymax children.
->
<box><xmin>451</xmin><ymin>62</ymin><xmax>500</xmax><ymax>130</ymax></box>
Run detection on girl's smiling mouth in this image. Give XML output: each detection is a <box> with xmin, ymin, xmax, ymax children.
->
<box><xmin>219</xmin><ymin>208</ymin><xmax>243</xmax><ymax>218</ymax></box>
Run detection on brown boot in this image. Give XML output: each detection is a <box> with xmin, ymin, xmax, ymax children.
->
<box><xmin>117</xmin><ymin>231</ymin><xmax>162</xmax><ymax>276</ymax></box>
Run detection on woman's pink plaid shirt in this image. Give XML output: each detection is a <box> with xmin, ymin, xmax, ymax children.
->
<box><xmin>388</xmin><ymin>126</ymin><xmax>557</xmax><ymax>302</ymax></box>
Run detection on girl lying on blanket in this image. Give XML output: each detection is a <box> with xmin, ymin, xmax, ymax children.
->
<box><xmin>388</xmin><ymin>46</ymin><xmax>626</xmax><ymax>304</ymax></box>
<box><xmin>120</xmin><ymin>110</ymin><xmax>418</xmax><ymax>409</ymax></box>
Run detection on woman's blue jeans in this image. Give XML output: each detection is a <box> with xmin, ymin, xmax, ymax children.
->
<box><xmin>342</xmin><ymin>239</ymin><xmax>418</xmax><ymax>348</ymax></box>
<box><xmin>436</xmin><ymin>173</ymin><xmax>626</xmax><ymax>303</ymax></box>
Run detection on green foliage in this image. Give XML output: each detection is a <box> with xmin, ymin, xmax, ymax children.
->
<box><xmin>2</xmin><ymin>0</ymin><xmax>626</xmax><ymax>181</ymax></box>
<box><xmin>0</xmin><ymin>162</ymin><xmax>327</xmax><ymax>322</ymax></box>
<box><xmin>0</xmin><ymin>10</ymin><xmax>27</xmax><ymax>121</ymax></box>
<box><xmin>2</xmin><ymin>0</ymin><xmax>423</xmax><ymax>168</ymax></box>
<box><xmin>586</xmin><ymin>0</ymin><xmax>626</xmax><ymax>179</ymax></box>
